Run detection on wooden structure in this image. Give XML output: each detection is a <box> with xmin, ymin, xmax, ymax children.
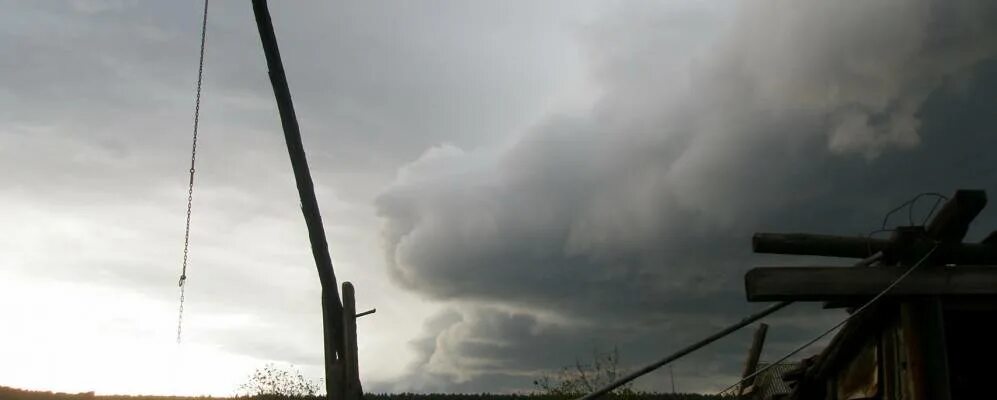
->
<box><xmin>251</xmin><ymin>1</ymin><xmax>364</xmax><ymax>399</ymax></box>
<box><xmin>744</xmin><ymin>190</ymin><xmax>997</xmax><ymax>399</ymax></box>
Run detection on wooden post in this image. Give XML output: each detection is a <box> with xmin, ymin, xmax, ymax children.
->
<box><xmin>738</xmin><ymin>323</ymin><xmax>769</xmax><ymax>396</ymax></box>
<box><xmin>250</xmin><ymin>1</ymin><xmax>346</xmax><ymax>398</ymax></box>
<box><xmin>901</xmin><ymin>300</ymin><xmax>952</xmax><ymax>400</ymax></box>
<box><xmin>342</xmin><ymin>282</ymin><xmax>362</xmax><ymax>400</ymax></box>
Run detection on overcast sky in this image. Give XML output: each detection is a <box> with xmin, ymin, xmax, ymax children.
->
<box><xmin>2</xmin><ymin>0</ymin><xmax>997</xmax><ymax>396</ymax></box>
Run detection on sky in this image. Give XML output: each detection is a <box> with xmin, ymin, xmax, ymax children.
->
<box><xmin>2</xmin><ymin>0</ymin><xmax>997</xmax><ymax>396</ymax></box>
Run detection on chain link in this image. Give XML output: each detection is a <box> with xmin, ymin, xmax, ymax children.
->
<box><xmin>177</xmin><ymin>0</ymin><xmax>209</xmax><ymax>345</ymax></box>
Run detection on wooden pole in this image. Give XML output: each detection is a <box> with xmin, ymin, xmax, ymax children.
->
<box><xmin>902</xmin><ymin>300</ymin><xmax>952</xmax><ymax>400</ymax></box>
<box><xmin>342</xmin><ymin>282</ymin><xmax>363</xmax><ymax>400</ymax></box>
<box><xmin>250</xmin><ymin>1</ymin><xmax>345</xmax><ymax>397</ymax></box>
<box><xmin>738</xmin><ymin>323</ymin><xmax>768</xmax><ymax>396</ymax></box>
<box><xmin>752</xmin><ymin>233</ymin><xmax>889</xmax><ymax>259</ymax></box>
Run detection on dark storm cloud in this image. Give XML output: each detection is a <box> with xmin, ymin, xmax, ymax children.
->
<box><xmin>375</xmin><ymin>0</ymin><xmax>997</xmax><ymax>392</ymax></box>
<box><xmin>1</xmin><ymin>0</ymin><xmax>592</xmax><ymax>203</ymax></box>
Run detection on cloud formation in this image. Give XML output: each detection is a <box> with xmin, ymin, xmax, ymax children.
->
<box><xmin>3</xmin><ymin>0</ymin><xmax>997</xmax><ymax>395</ymax></box>
<box><xmin>375</xmin><ymin>0</ymin><xmax>997</xmax><ymax>392</ymax></box>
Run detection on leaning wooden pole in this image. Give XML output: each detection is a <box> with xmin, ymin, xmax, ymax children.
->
<box><xmin>251</xmin><ymin>1</ymin><xmax>345</xmax><ymax>397</ymax></box>
<box><xmin>737</xmin><ymin>323</ymin><xmax>768</xmax><ymax>396</ymax></box>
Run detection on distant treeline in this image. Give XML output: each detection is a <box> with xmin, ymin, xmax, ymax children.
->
<box><xmin>364</xmin><ymin>393</ymin><xmax>723</xmax><ymax>400</ymax></box>
<box><xmin>0</xmin><ymin>387</ymin><xmax>723</xmax><ymax>400</ymax></box>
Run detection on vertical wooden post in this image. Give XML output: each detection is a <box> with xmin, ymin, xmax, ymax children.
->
<box><xmin>902</xmin><ymin>299</ymin><xmax>951</xmax><ymax>400</ymax></box>
<box><xmin>342</xmin><ymin>282</ymin><xmax>363</xmax><ymax>400</ymax></box>
<box><xmin>738</xmin><ymin>323</ymin><xmax>769</xmax><ymax>396</ymax></box>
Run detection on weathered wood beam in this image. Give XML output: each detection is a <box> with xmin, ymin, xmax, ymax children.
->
<box><xmin>926</xmin><ymin>189</ymin><xmax>986</xmax><ymax>242</ymax></box>
<box><xmin>738</xmin><ymin>323</ymin><xmax>768</xmax><ymax>396</ymax></box>
<box><xmin>821</xmin><ymin>252</ymin><xmax>884</xmax><ymax>309</ymax></box>
<box><xmin>752</xmin><ymin>233</ymin><xmax>889</xmax><ymax>259</ymax></box>
<box><xmin>745</xmin><ymin>266</ymin><xmax>997</xmax><ymax>302</ymax></box>
<box><xmin>754</xmin><ymin>190</ymin><xmax>991</xmax><ymax>261</ymax></box>
<box><xmin>753</xmin><ymin>232</ymin><xmax>997</xmax><ymax>264</ymax></box>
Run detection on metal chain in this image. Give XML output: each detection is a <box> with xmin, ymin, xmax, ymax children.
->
<box><xmin>177</xmin><ymin>0</ymin><xmax>210</xmax><ymax>344</ymax></box>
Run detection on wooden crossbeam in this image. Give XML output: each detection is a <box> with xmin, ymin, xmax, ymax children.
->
<box><xmin>753</xmin><ymin>235</ymin><xmax>997</xmax><ymax>264</ymax></box>
<box><xmin>745</xmin><ymin>266</ymin><xmax>997</xmax><ymax>302</ymax></box>
<box><xmin>753</xmin><ymin>190</ymin><xmax>989</xmax><ymax>261</ymax></box>
<box><xmin>752</xmin><ymin>233</ymin><xmax>889</xmax><ymax>259</ymax></box>
<box><xmin>926</xmin><ymin>189</ymin><xmax>986</xmax><ymax>242</ymax></box>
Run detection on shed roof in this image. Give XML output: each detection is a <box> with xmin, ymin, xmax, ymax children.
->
<box><xmin>750</xmin><ymin>362</ymin><xmax>797</xmax><ymax>400</ymax></box>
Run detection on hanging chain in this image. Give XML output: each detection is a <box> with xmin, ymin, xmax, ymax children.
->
<box><xmin>177</xmin><ymin>0</ymin><xmax>210</xmax><ymax>344</ymax></box>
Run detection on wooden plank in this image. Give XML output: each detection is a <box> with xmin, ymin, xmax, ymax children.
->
<box><xmin>926</xmin><ymin>190</ymin><xmax>986</xmax><ymax>242</ymax></box>
<box><xmin>737</xmin><ymin>323</ymin><xmax>768</xmax><ymax>396</ymax></box>
<box><xmin>752</xmin><ymin>233</ymin><xmax>889</xmax><ymax>259</ymax></box>
<box><xmin>745</xmin><ymin>266</ymin><xmax>997</xmax><ymax>302</ymax></box>
<box><xmin>342</xmin><ymin>282</ymin><xmax>363</xmax><ymax>400</ymax></box>
<box><xmin>753</xmin><ymin>234</ymin><xmax>997</xmax><ymax>264</ymax></box>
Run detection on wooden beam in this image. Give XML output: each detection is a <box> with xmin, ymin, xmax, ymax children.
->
<box><xmin>738</xmin><ymin>323</ymin><xmax>768</xmax><ymax>396</ymax></box>
<box><xmin>753</xmin><ymin>232</ymin><xmax>997</xmax><ymax>264</ymax></box>
<box><xmin>752</xmin><ymin>233</ymin><xmax>888</xmax><ymax>259</ymax></box>
<box><xmin>745</xmin><ymin>266</ymin><xmax>997</xmax><ymax>302</ymax></box>
<box><xmin>926</xmin><ymin>190</ymin><xmax>986</xmax><ymax>242</ymax></box>
<box><xmin>753</xmin><ymin>190</ymin><xmax>992</xmax><ymax>261</ymax></box>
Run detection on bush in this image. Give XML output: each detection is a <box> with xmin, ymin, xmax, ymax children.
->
<box><xmin>532</xmin><ymin>348</ymin><xmax>637</xmax><ymax>398</ymax></box>
<box><xmin>237</xmin><ymin>363</ymin><xmax>321</xmax><ymax>398</ymax></box>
